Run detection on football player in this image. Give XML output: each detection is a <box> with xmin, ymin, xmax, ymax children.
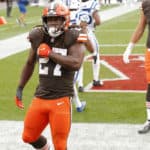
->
<box><xmin>75</xmin><ymin>0</ymin><xmax>103</xmax><ymax>92</ymax></box>
<box><xmin>16</xmin><ymin>0</ymin><xmax>29</xmax><ymax>27</ymax></box>
<box><xmin>123</xmin><ymin>0</ymin><xmax>150</xmax><ymax>134</ymax></box>
<box><xmin>15</xmin><ymin>2</ymin><xmax>87</xmax><ymax>150</ymax></box>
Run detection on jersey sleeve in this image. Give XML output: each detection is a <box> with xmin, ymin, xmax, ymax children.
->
<box><xmin>90</xmin><ymin>0</ymin><xmax>100</xmax><ymax>14</ymax></box>
<box><xmin>77</xmin><ymin>30</ymin><xmax>87</xmax><ymax>43</ymax></box>
<box><xmin>64</xmin><ymin>28</ymin><xmax>87</xmax><ymax>48</ymax></box>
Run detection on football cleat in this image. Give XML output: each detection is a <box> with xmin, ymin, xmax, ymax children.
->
<box><xmin>76</xmin><ymin>101</ymin><xmax>86</xmax><ymax>112</ymax></box>
<box><xmin>93</xmin><ymin>80</ymin><xmax>103</xmax><ymax>87</ymax></box>
<box><xmin>78</xmin><ymin>86</ymin><xmax>84</xmax><ymax>92</ymax></box>
<box><xmin>16</xmin><ymin>18</ymin><xmax>21</xmax><ymax>25</ymax></box>
<box><xmin>138</xmin><ymin>121</ymin><xmax>150</xmax><ymax>134</ymax></box>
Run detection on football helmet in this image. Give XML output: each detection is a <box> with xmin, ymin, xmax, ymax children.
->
<box><xmin>42</xmin><ymin>2</ymin><xmax>70</xmax><ymax>37</ymax></box>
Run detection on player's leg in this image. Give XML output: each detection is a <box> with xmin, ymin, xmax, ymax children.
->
<box><xmin>138</xmin><ymin>49</ymin><xmax>150</xmax><ymax>134</ymax></box>
<box><xmin>30</xmin><ymin>135</ymin><xmax>50</xmax><ymax>150</ymax></box>
<box><xmin>49</xmin><ymin>97</ymin><xmax>71</xmax><ymax>150</ymax></box>
<box><xmin>6</xmin><ymin>0</ymin><xmax>12</xmax><ymax>17</ymax></box>
<box><xmin>72</xmin><ymin>71</ymin><xmax>86</xmax><ymax>112</ymax></box>
<box><xmin>16</xmin><ymin>3</ymin><xmax>27</xmax><ymax>26</ymax></box>
<box><xmin>76</xmin><ymin>65</ymin><xmax>84</xmax><ymax>92</ymax></box>
<box><xmin>22</xmin><ymin>97</ymin><xmax>50</xmax><ymax>149</ymax></box>
<box><xmin>88</xmin><ymin>30</ymin><xmax>103</xmax><ymax>86</ymax></box>
<box><xmin>72</xmin><ymin>83</ymin><xmax>86</xmax><ymax>112</ymax></box>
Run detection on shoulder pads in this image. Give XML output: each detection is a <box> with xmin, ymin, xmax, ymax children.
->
<box><xmin>28</xmin><ymin>26</ymin><xmax>45</xmax><ymax>51</ymax></box>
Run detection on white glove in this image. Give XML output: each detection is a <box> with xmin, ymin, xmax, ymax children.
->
<box><xmin>123</xmin><ymin>42</ymin><xmax>134</xmax><ymax>64</ymax></box>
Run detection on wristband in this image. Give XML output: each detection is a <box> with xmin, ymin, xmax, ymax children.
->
<box><xmin>126</xmin><ymin>42</ymin><xmax>135</xmax><ymax>52</ymax></box>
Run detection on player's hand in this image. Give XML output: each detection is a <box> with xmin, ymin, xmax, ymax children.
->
<box><xmin>37</xmin><ymin>43</ymin><xmax>52</xmax><ymax>58</ymax></box>
<box><xmin>15</xmin><ymin>87</ymin><xmax>24</xmax><ymax>109</ymax></box>
<box><xmin>80</xmin><ymin>21</ymin><xmax>88</xmax><ymax>30</ymax></box>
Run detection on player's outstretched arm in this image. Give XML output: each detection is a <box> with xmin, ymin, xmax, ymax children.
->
<box><xmin>15</xmin><ymin>49</ymin><xmax>36</xmax><ymax>109</ymax></box>
<box><xmin>123</xmin><ymin>10</ymin><xmax>147</xmax><ymax>64</ymax></box>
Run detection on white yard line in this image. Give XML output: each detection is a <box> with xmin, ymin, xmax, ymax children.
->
<box><xmin>0</xmin><ymin>121</ymin><xmax>150</xmax><ymax>150</ymax></box>
<box><xmin>100</xmin><ymin>43</ymin><xmax>144</xmax><ymax>47</ymax></box>
<box><xmin>100</xmin><ymin>2</ymin><xmax>140</xmax><ymax>22</ymax></box>
<box><xmin>101</xmin><ymin>60</ymin><xmax>129</xmax><ymax>80</ymax></box>
<box><xmin>0</xmin><ymin>33</ymin><xmax>30</xmax><ymax>59</ymax></box>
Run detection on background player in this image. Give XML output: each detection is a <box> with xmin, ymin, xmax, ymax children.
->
<box><xmin>123</xmin><ymin>0</ymin><xmax>150</xmax><ymax>134</ymax></box>
<box><xmin>75</xmin><ymin>0</ymin><xmax>103</xmax><ymax>92</ymax></box>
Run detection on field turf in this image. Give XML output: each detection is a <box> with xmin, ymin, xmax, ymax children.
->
<box><xmin>0</xmin><ymin>5</ymin><xmax>147</xmax><ymax>124</ymax></box>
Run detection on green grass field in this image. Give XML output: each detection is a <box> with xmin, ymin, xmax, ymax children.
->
<box><xmin>0</xmin><ymin>6</ymin><xmax>147</xmax><ymax>123</ymax></box>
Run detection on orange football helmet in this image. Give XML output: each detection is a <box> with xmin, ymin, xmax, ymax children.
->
<box><xmin>42</xmin><ymin>2</ymin><xmax>70</xmax><ymax>37</ymax></box>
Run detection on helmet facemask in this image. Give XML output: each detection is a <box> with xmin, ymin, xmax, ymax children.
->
<box><xmin>44</xmin><ymin>16</ymin><xmax>66</xmax><ymax>37</ymax></box>
<box><xmin>42</xmin><ymin>2</ymin><xmax>70</xmax><ymax>38</ymax></box>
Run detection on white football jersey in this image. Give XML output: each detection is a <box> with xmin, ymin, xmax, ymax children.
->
<box><xmin>60</xmin><ymin>0</ymin><xmax>81</xmax><ymax>26</ymax></box>
<box><xmin>61</xmin><ymin>0</ymin><xmax>81</xmax><ymax>9</ymax></box>
<box><xmin>77</xmin><ymin>0</ymin><xmax>100</xmax><ymax>30</ymax></box>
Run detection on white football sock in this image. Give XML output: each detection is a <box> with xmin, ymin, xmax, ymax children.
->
<box><xmin>72</xmin><ymin>84</ymin><xmax>82</xmax><ymax>108</ymax></box>
<box><xmin>77</xmin><ymin>65</ymin><xmax>84</xmax><ymax>87</ymax></box>
<box><xmin>92</xmin><ymin>54</ymin><xmax>100</xmax><ymax>81</ymax></box>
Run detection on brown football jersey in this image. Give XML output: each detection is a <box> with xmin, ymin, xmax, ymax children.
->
<box><xmin>28</xmin><ymin>26</ymin><xmax>85</xmax><ymax>99</ymax></box>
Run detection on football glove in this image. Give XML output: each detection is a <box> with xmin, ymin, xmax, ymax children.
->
<box><xmin>15</xmin><ymin>87</ymin><xmax>24</xmax><ymax>109</ymax></box>
<box><xmin>123</xmin><ymin>42</ymin><xmax>134</xmax><ymax>64</ymax></box>
<box><xmin>37</xmin><ymin>43</ymin><xmax>52</xmax><ymax>58</ymax></box>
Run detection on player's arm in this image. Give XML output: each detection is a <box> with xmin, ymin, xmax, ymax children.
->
<box><xmin>93</xmin><ymin>10</ymin><xmax>101</xmax><ymax>27</ymax></box>
<box><xmin>15</xmin><ymin>48</ymin><xmax>37</xmax><ymax>109</ymax></box>
<box><xmin>79</xmin><ymin>26</ymin><xmax>94</xmax><ymax>53</ymax></box>
<box><xmin>17</xmin><ymin>27</ymin><xmax>43</xmax><ymax>89</ymax></box>
<box><xmin>85</xmin><ymin>37</ymin><xmax>94</xmax><ymax>53</ymax></box>
<box><xmin>130</xmin><ymin>11</ymin><xmax>147</xmax><ymax>44</ymax></box>
<box><xmin>123</xmin><ymin>10</ymin><xmax>147</xmax><ymax>64</ymax></box>
<box><xmin>15</xmin><ymin>27</ymin><xmax>43</xmax><ymax>109</ymax></box>
<box><xmin>37</xmin><ymin>42</ymin><xmax>85</xmax><ymax>71</ymax></box>
<box><xmin>50</xmin><ymin>42</ymin><xmax>85</xmax><ymax>71</ymax></box>
<box><xmin>17</xmin><ymin>49</ymin><xmax>37</xmax><ymax>89</ymax></box>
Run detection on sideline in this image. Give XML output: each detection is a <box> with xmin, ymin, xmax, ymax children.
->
<box><xmin>100</xmin><ymin>2</ymin><xmax>140</xmax><ymax>22</ymax></box>
<box><xmin>0</xmin><ymin>121</ymin><xmax>150</xmax><ymax>150</ymax></box>
<box><xmin>0</xmin><ymin>2</ymin><xmax>141</xmax><ymax>59</ymax></box>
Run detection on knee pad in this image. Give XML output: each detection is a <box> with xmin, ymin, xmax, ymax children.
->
<box><xmin>93</xmin><ymin>55</ymin><xmax>97</xmax><ymax>64</ymax></box>
<box><xmin>29</xmin><ymin>135</ymin><xmax>47</xmax><ymax>149</ymax></box>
